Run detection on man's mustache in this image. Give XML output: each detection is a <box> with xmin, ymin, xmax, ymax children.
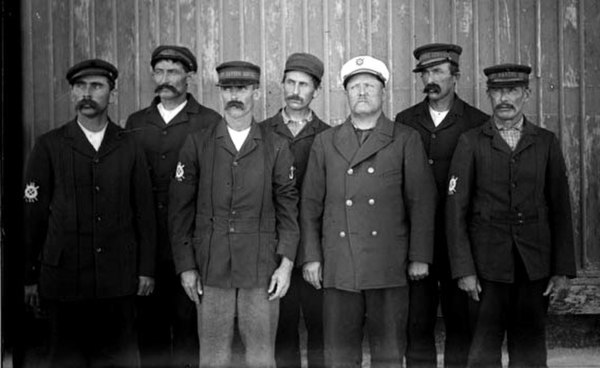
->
<box><xmin>285</xmin><ymin>95</ymin><xmax>304</xmax><ymax>104</ymax></box>
<box><xmin>225</xmin><ymin>101</ymin><xmax>244</xmax><ymax>109</ymax></box>
<box><xmin>76</xmin><ymin>99</ymin><xmax>99</xmax><ymax>110</ymax></box>
<box><xmin>495</xmin><ymin>103</ymin><xmax>514</xmax><ymax>111</ymax></box>
<box><xmin>154</xmin><ymin>84</ymin><xmax>178</xmax><ymax>94</ymax></box>
<box><xmin>423</xmin><ymin>83</ymin><xmax>441</xmax><ymax>94</ymax></box>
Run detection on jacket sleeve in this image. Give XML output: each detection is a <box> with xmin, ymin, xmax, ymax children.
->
<box><xmin>272</xmin><ymin>140</ymin><xmax>300</xmax><ymax>262</ymax></box>
<box><xmin>299</xmin><ymin>134</ymin><xmax>326</xmax><ymax>265</ymax></box>
<box><xmin>546</xmin><ymin>135</ymin><xmax>577</xmax><ymax>277</ymax></box>
<box><xmin>446</xmin><ymin>133</ymin><xmax>477</xmax><ymax>279</ymax></box>
<box><xmin>23</xmin><ymin>137</ymin><xmax>53</xmax><ymax>285</ymax></box>
<box><xmin>131</xmin><ymin>141</ymin><xmax>157</xmax><ymax>277</ymax></box>
<box><xmin>403</xmin><ymin>130</ymin><xmax>437</xmax><ymax>264</ymax></box>
<box><xmin>168</xmin><ymin>134</ymin><xmax>200</xmax><ymax>274</ymax></box>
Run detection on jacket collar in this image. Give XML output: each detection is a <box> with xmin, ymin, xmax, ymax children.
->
<box><xmin>63</xmin><ymin>118</ymin><xmax>123</xmax><ymax>158</ymax></box>
<box><xmin>414</xmin><ymin>95</ymin><xmax>466</xmax><ymax>132</ymax></box>
<box><xmin>145</xmin><ymin>93</ymin><xmax>202</xmax><ymax>127</ymax></box>
<box><xmin>334</xmin><ymin>113</ymin><xmax>394</xmax><ymax>166</ymax></box>
<box><xmin>215</xmin><ymin>118</ymin><xmax>261</xmax><ymax>158</ymax></box>
<box><xmin>482</xmin><ymin>116</ymin><xmax>538</xmax><ymax>155</ymax></box>
<box><xmin>267</xmin><ymin>108</ymin><xmax>323</xmax><ymax>140</ymax></box>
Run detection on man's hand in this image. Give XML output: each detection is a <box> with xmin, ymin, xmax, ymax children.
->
<box><xmin>268</xmin><ymin>257</ymin><xmax>294</xmax><ymax>301</ymax></box>
<box><xmin>458</xmin><ymin>275</ymin><xmax>481</xmax><ymax>302</ymax></box>
<box><xmin>302</xmin><ymin>261</ymin><xmax>322</xmax><ymax>290</ymax></box>
<box><xmin>137</xmin><ymin>276</ymin><xmax>155</xmax><ymax>296</ymax></box>
<box><xmin>180</xmin><ymin>270</ymin><xmax>203</xmax><ymax>304</ymax></box>
<box><xmin>408</xmin><ymin>261</ymin><xmax>429</xmax><ymax>281</ymax></box>
<box><xmin>543</xmin><ymin>275</ymin><xmax>570</xmax><ymax>300</ymax></box>
<box><xmin>24</xmin><ymin>284</ymin><xmax>40</xmax><ymax>309</ymax></box>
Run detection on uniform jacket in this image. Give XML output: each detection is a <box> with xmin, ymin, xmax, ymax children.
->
<box><xmin>395</xmin><ymin>96</ymin><xmax>488</xmax><ymax>276</ymax></box>
<box><xmin>23</xmin><ymin>119</ymin><xmax>156</xmax><ymax>300</ymax></box>
<box><xmin>262</xmin><ymin>110</ymin><xmax>330</xmax><ymax>263</ymax></box>
<box><xmin>169</xmin><ymin>120</ymin><xmax>300</xmax><ymax>289</ymax></box>
<box><xmin>125</xmin><ymin>94</ymin><xmax>221</xmax><ymax>263</ymax></box>
<box><xmin>446</xmin><ymin>118</ymin><xmax>576</xmax><ymax>283</ymax></box>
<box><xmin>300</xmin><ymin>114</ymin><xmax>437</xmax><ymax>292</ymax></box>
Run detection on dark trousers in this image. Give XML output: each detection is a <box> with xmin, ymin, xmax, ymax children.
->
<box><xmin>467</xmin><ymin>276</ymin><xmax>549</xmax><ymax>368</ymax></box>
<box><xmin>276</xmin><ymin>268</ymin><xmax>324</xmax><ymax>368</ymax></box>
<box><xmin>137</xmin><ymin>262</ymin><xmax>198</xmax><ymax>368</ymax></box>
<box><xmin>323</xmin><ymin>287</ymin><xmax>408</xmax><ymax>368</ymax></box>
<box><xmin>406</xmin><ymin>275</ymin><xmax>472</xmax><ymax>368</ymax></box>
<box><xmin>46</xmin><ymin>296</ymin><xmax>138</xmax><ymax>368</ymax></box>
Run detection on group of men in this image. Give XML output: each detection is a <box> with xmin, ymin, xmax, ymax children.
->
<box><xmin>22</xmin><ymin>42</ymin><xmax>575</xmax><ymax>368</ymax></box>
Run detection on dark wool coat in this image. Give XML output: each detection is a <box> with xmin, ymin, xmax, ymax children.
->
<box><xmin>446</xmin><ymin>118</ymin><xmax>576</xmax><ymax>283</ymax></box>
<box><xmin>395</xmin><ymin>96</ymin><xmax>489</xmax><ymax>277</ymax></box>
<box><xmin>169</xmin><ymin>120</ymin><xmax>300</xmax><ymax>289</ymax></box>
<box><xmin>125</xmin><ymin>94</ymin><xmax>221</xmax><ymax>263</ymax></box>
<box><xmin>23</xmin><ymin>120</ymin><xmax>157</xmax><ymax>300</ymax></box>
<box><xmin>300</xmin><ymin>115</ymin><xmax>437</xmax><ymax>292</ymax></box>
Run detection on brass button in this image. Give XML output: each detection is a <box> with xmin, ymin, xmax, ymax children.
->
<box><xmin>368</xmin><ymin>199</ymin><xmax>375</xmax><ymax>205</ymax></box>
<box><xmin>371</xmin><ymin>230</ymin><xmax>378</xmax><ymax>237</ymax></box>
<box><xmin>367</xmin><ymin>167</ymin><xmax>375</xmax><ymax>174</ymax></box>
<box><xmin>347</xmin><ymin>168</ymin><xmax>354</xmax><ymax>175</ymax></box>
<box><xmin>339</xmin><ymin>231</ymin><xmax>346</xmax><ymax>238</ymax></box>
<box><xmin>345</xmin><ymin>199</ymin><xmax>353</xmax><ymax>207</ymax></box>
<box><xmin>428</xmin><ymin>159</ymin><xmax>434</xmax><ymax>165</ymax></box>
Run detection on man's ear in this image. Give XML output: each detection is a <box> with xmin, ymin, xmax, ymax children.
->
<box><xmin>109</xmin><ymin>88</ymin><xmax>118</xmax><ymax>104</ymax></box>
<box><xmin>252</xmin><ymin>86</ymin><xmax>261</xmax><ymax>101</ymax></box>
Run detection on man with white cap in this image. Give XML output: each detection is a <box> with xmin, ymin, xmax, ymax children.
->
<box><xmin>300</xmin><ymin>56</ymin><xmax>437</xmax><ymax>367</ymax></box>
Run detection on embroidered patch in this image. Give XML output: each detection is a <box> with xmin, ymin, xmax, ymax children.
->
<box><xmin>175</xmin><ymin>162</ymin><xmax>185</xmax><ymax>182</ymax></box>
<box><xmin>356</xmin><ymin>58</ymin><xmax>364</xmax><ymax>66</ymax></box>
<box><xmin>289</xmin><ymin>166</ymin><xmax>296</xmax><ymax>180</ymax></box>
<box><xmin>24</xmin><ymin>182</ymin><xmax>40</xmax><ymax>203</ymax></box>
<box><xmin>448</xmin><ymin>176</ymin><xmax>458</xmax><ymax>195</ymax></box>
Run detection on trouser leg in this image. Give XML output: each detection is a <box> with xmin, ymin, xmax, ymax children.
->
<box><xmin>300</xmin><ymin>272</ymin><xmax>325</xmax><ymax>368</ymax></box>
<box><xmin>276</xmin><ymin>269</ymin><xmax>302</xmax><ymax>368</ymax></box>
<box><xmin>237</xmin><ymin>287</ymin><xmax>279</xmax><ymax>368</ymax></box>
<box><xmin>364</xmin><ymin>287</ymin><xmax>408</xmax><ymax>368</ymax></box>
<box><xmin>440</xmin><ymin>277</ymin><xmax>471</xmax><ymax>368</ymax></box>
<box><xmin>198</xmin><ymin>286</ymin><xmax>235</xmax><ymax>368</ymax></box>
<box><xmin>406</xmin><ymin>277</ymin><xmax>439</xmax><ymax>368</ymax></box>
<box><xmin>323</xmin><ymin>288</ymin><xmax>365</xmax><ymax>368</ymax></box>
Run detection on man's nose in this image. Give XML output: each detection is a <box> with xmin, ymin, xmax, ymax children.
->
<box><xmin>293</xmin><ymin>83</ymin><xmax>300</xmax><ymax>95</ymax></box>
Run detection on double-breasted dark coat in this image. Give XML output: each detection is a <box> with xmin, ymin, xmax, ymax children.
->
<box><xmin>23</xmin><ymin>120</ymin><xmax>157</xmax><ymax>300</ymax></box>
<box><xmin>125</xmin><ymin>94</ymin><xmax>221</xmax><ymax>263</ymax></box>
<box><xmin>169</xmin><ymin>120</ymin><xmax>300</xmax><ymax>289</ymax></box>
<box><xmin>395</xmin><ymin>97</ymin><xmax>489</xmax><ymax>276</ymax></box>
<box><xmin>446</xmin><ymin>118</ymin><xmax>576</xmax><ymax>283</ymax></box>
<box><xmin>300</xmin><ymin>114</ymin><xmax>437</xmax><ymax>292</ymax></box>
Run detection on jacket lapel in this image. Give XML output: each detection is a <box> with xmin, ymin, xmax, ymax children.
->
<box><xmin>513</xmin><ymin>118</ymin><xmax>537</xmax><ymax>155</ymax></box>
<box><xmin>333</xmin><ymin>118</ymin><xmax>360</xmax><ymax>164</ymax></box>
<box><xmin>350</xmin><ymin>115</ymin><xmax>394</xmax><ymax>166</ymax></box>
<box><xmin>236</xmin><ymin>122</ymin><xmax>260</xmax><ymax>160</ymax></box>
<box><xmin>63</xmin><ymin>119</ymin><xmax>99</xmax><ymax>158</ymax></box>
<box><xmin>483</xmin><ymin>120</ymin><xmax>516</xmax><ymax>156</ymax></box>
<box><xmin>97</xmin><ymin>121</ymin><xmax>123</xmax><ymax>158</ymax></box>
<box><xmin>215</xmin><ymin>119</ymin><xmax>238</xmax><ymax>157</ymax></box>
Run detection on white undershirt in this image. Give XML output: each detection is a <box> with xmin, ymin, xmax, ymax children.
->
<box><xmin>227</xmin><ymin>126</ymin><xmax>251</xmax><ymax>151</ymax></box>
<box><xmin>429</xmin><ymin>106</ymin><xmax>450</xmax><ymax>127</ymax></box>
<box><xmin>77</xmin><ymin>121</ymin><xmax>107</xmax><ymax>151</ymax></box>
<box><xmin>158</xmin><ymin>100</ymin><xmax>188</xmax><ymax>124</ymax></box>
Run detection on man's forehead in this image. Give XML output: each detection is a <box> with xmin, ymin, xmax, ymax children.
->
<box><xmin>72</xmin><ymin>74</ymin><xmax>111</xmax><ymax>84</ymax></box>
<box><xmin>153</xmin><ymin>59</ymin><xmax>186</xmax><ymax>69</ymax></box>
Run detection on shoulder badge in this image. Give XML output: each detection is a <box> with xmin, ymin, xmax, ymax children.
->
<box><xmin>448</xmin><ymin>175</ymin><xmax>458</xmax><ymax>195</ymax></box>
<box><xmin>175</xmin><ymin>162</ymin><xmax>185</xmax><ymax>182</ymax></box>
<box><xmin>24</xmin><ymin>182</ymin><xmax>40</xmax><ymax>203</ymax></box>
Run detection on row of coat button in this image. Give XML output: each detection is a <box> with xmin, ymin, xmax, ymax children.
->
<box><xmin>345</xmin><ymin>199</ymin><xmax>376</xmax><ymax>206</ymax></box>
<box><xmin>338</xmin><ymin>230</ymin><xmax>378</xmax><ymax>237</ymax></box>
<box><xmin>346</xmin><ymin>167</ymin><xmax>376</xmax><ymax>175</ymax></box>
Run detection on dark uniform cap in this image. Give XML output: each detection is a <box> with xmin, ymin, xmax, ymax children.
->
<box><xmin>412</xmin><ymin>43</ymin><xmax>462</xmax><ymax>73</ymax></box>
<box><xmin>216</xmin><ymin>61</ymin><xmax>261</xmax><ymax>87</ymax></box>
<box><xmin>66</xmin><ymin>59</ymin><xmax>118</xmax><ymax>85</ymax></box>
<box><xmin>151</xmin><ymin>45</ymin><xmax>197</xmax><ymax>72</ymax></box>
<box><xmin>484</xmin><ymin>64</ymin><xmax>532</xmax><ymax>88</ymax></box>
<box><xmin>284</xmin><ymin>53</ymin><xmax>324</xmax><ymax>84</ymax></box>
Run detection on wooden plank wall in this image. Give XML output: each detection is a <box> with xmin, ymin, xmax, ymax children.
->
<box><xmin>20</xmin><ymin>0</ymin><xmax>600</xmax><ymax>279</ymax></box>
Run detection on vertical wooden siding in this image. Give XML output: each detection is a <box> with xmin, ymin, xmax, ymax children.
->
<box><xmin>20</xmin><ymin>0</ymin><xmax>600</xmax><ymax>275</ymax></box>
